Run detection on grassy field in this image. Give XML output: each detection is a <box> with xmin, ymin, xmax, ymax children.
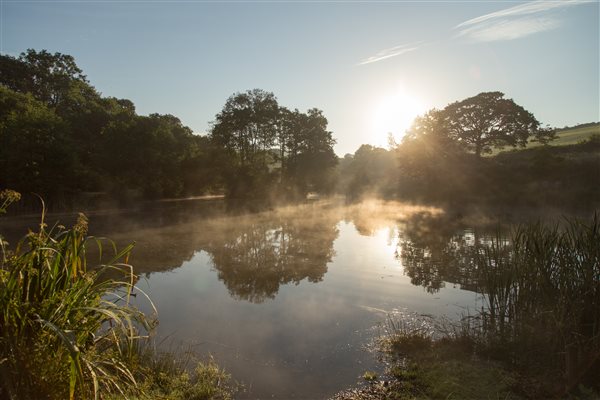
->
<box><xmin>491</xmin><ymin>122</ymin><xmax>599</xmax><ymax>155</ymax></box>
<box><xmin>546</xmin><ymin>123</ymin><xmax>600</xmax><ymax>146</ymax></box>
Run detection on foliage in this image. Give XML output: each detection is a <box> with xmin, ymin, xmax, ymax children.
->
<box><xmin>393</xmin><ymin>213</ymin><xmax>600</xmax><ymax>397</ymax></box>
<box><xmin>0</xmin><ymin>49</ymin><xmax>88</xmax><ymax>108</ymax></box>
<box><xmin>0</xmin><ymin>86</ymin><xmax>76</xmax><ymax>201</ymax></box>
<box><xmin>334</xmin><ymin>325</ymin><xmax>516</xmax><ymax>400</ymax></box>
<box><xmin>0</xmin><ymin>192</ymin><xmax>235</xmax><ymax>399</ymax></box>
<box><xmin>337</xmin><ymin>145</ymin><xmax>397</xmax><ymax>200</ymax></box>
<box><xmin>394</xmin><ymin>129</ymin><xmax>600</xmax><ymax>208</ymax></box>
<box><xmin>120</xmin><ymin>351</ymin><xmax>235</xmax><ymax>400</ymax></box>
<box><xmin>210</xmin><ymin>90</ymin><xmax>337</xmax><ymax>200</ymax></box>
<box><xmin>0</xmin><ymin>195</ymin><xmax>158</xmax><ymax>399</ymax></box>
<box><xmin>211</xmin><ymin>89</ymin><xmax>279</xmax><ymax>168</ymax></box>
<box><xmin>472</xmin><ymin>215</ymin><xmax>600</xmax><ymax>393</ymax></box>
<box><xmin>0</xmin><ymin>189</ymin><xmax>21</xmax><ymax>214</ymax></box>
<box><xmin>405</xmin><ymin>92</ymin><xmax>555</xmax><ymax>157</ymax></box>
<box><xmin>393</xmin><ymin>93</ymin><xmax>560</xmax><ymax>205</ymax></box>
<box><xmin>0</xmin><ymin>49</ymin><xmax>220</xmax><ymax>209</ymax></box>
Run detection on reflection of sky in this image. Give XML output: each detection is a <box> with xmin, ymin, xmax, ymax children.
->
<box><xmin>135</xmin><ymin>217</ymin><xmax>480</xmax><ymax>399</ymax></box>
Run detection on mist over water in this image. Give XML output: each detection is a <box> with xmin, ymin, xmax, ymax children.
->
<box><xmin>1</xmin><ymin>198</ymin><xmax>587</xmax><ymax>398</ymax></box>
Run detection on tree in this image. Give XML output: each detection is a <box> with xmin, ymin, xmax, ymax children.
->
<box><xmin>0</xmin><ymin>49</ymin><xmax>89</xmax><ymax>108</ymax></box>
<box><xmin>0</xmin><ymin>86</ymin><xmax>76</xmax><ymax>201</ymax></box>
<box><xmin>210</xmin><ymin>90</ymin><xmax>337</xmax><ymax>199</ymax></box>
<box><xmin>1</xmin><ymin>48</ymin><xmax>218</xmax><ymax>205</ymax></box>
<box><xmin>397</xmin><ymin>108</ymin><xmax>483</xmax><ymax>203</ymax></box>
<box><xmin>419</xmin><ymin>92</ymin><xmax>555</xmax><ymax>157</ymax></box>
<box><xmin>287</xmin><ymin>108</ymin><xmax>337</xmax><ymax>194</ymax></box>
<box><xmin>99</xmin><ymin>113</ymin><xmax>196</xmax><ymax>198</ymax></box>
<box><xmin>337</xmin><ymin>145</ymin><xmax>397</xmax><ymax>199</ymax></box>
<box><xmin>211</xmin><ymin>89</ymin><xmax>279</xmax><ymax>167</ymax></box>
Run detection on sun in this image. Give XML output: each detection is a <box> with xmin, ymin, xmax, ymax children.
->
<box><xmin>371</xmin><ymin>91</ymin><xmax>426</xmax><ymax>147</ymax></box>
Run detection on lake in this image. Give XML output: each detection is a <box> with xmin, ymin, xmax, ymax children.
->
<box><xmin>1</xmin><ymin>199</ymin><xmax>563</xmax><ymax>398</ymax></box>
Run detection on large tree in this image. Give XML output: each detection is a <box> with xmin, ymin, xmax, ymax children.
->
<box><xmin>211</xmin><ymin>89</ymin><xmax>279</xmax><ymax>167</ymax></box>
<box><xmin>421</xmin><ymin>92</ymin><xmax>555</xmax><ymax>157</ymax></box>
<box><xmin>0</xmin><ymin>86</ymin><xmax>76</xmax><ymax>200</ymax></box>
<box><xmin>210</xmin><ymin>90</ymin><xmax>337</xmax><ymax>199</ymax></box>
<box><xmin>286</xmin><ymin>108</ymin><xmax>337</xmax><ymax>194</ymax></box>
<box><xmin>0</xmin><ymin>49</ymin><xmax>89</xmax><ymax>108</ymax></box>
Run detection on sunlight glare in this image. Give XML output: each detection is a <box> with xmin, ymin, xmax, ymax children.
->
<box><xmin>371</xmin><ymin>91</ymin><xmax>426</xmax><ymax>147</ymax></box>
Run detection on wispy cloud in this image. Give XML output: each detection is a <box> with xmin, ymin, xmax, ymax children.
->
<box><xmin>359</xmin><ymin>0</ymin><xmax>593</xmax><ymax>65</ymax></box>
<box><xmin>455</xmin><ymin>0</ymin><xmax>593</xmax><ymax>42</ymax></box>
<box><xmin>458</xmin><ymin>17</ymin><xmax>562</xmax><ymax>42</ymax></box>
<box><xmin>358</xmin><ymin>43</ymin><xmax>421</xmax><ymax>65</ymax></box>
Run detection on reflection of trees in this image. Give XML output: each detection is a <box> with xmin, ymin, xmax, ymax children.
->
<box><xmin>344</xmin><ymin>201</ymin><xmax>443</xmax><ymax>237</ymax></box>
<box><xmin>398</xmin><ymin>212</ymin><xmax>498</xmax><ymax>294</ymax></box>
<box><xmin>203</xmin><ymin>210</ymin><xmax>338</xmax><ymax>303</ymax></box>
<box><xmin>67</xmin><ymin>201</ymin><xmax>339</xmax><ymax>303</ymax></box>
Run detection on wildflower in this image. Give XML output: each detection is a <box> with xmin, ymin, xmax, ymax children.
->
<box><xmin>0</xmin><ymin>189</ymin><xmax>21</xmax><ymax>214</ymax></box>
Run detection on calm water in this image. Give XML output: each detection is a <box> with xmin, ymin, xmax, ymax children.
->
<box><xmin>2</xmin><ymin>199</ymin><xmax>544</xmax><ymax>398</ymax></box>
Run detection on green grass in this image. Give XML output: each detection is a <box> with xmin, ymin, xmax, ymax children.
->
<box><xmin>0</xmin><ymin>190</ymin><xmax>235</xmax><ymax>399</ymax></box>
<box><xmin>113</xmin><ymin>351</ymin><xmax>236</xmax><ymax>400</ymax></box>
<box><xmin>552</xmin><ymin>124</ymin><xmax>600</xmax><ymax>146</ymax></box>
<box><xmin>523</xmin><ymin>124</ymin><xmax>600</xmax><ymax>150</ymax></box>
<box><xmin>472</xmin><ymin>215</ymin><xmax>600</xmax><ymax>394</ymax></box>
<box><xmin>489</xmin><ymin>123</ymin><xmax>599</xmax><ymax>155</ymax></box>
<box><xmin>388</xmin><ymin>340</ymin><xmax>518</xmax><ymax>400</ymax></box>
<box><xmin>335</xmin><ymin>215</ymin><xmax>600</xmax><ymax>400</ymax></box>
<box><xmin>0</xmin><ymin>191</ymin><xmax>155</xmax><ymax>399</ymax></box>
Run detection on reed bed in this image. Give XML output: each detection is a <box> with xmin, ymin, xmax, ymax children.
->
<box><xmin>379</xmin><ymin>214</ymin><xmax>599</xmax><ymax>398</ymax></box>
<box><xmin>0</xmin><ymin>190</ymin><xmax>235</xmax><ymax>400</ymax></box>
<box><xmin>0</xmin><ymin>190</ymin><xmax>157</xmax><ymax>399</ymax></box>
<box><xmin>471</xmin><ymin>214</ymin><xmax>600</xmax><ymax>392</ymax></box>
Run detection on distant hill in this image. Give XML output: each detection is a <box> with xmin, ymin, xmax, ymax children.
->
<box><xmin>493</xmin><ymin>122</ymin><xmax>599</xmax><ymax>155</ymax></box>
<box><xmin>551</xmin><ymin>122</ymin><xmax>600</xmax><ymax>146</ymax></box>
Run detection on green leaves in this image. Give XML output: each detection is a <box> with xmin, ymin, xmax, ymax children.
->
<box><xmin>0</xmin><ymin>208</ymin><xmax>155</xmax><ymax>399</ymax></box>
<box><xmin>210</xmin><ymin>90</ymin><xmax>337</xmax><ymax>199</ymax></box>
<box><xmin>407</xmin><ymin>91</ymin><xmax>553</xmax><ymax>157</ymax></box>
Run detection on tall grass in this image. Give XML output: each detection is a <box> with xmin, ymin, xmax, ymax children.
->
<box><xmin>473</xmin><ymin>214</ymin><xmax>600</xmax><ymax>392</ymax></box>
<box><xmin>0</xmin><ymin>190</ymin><xmax>156</xmax><ymax>399</ymax></box>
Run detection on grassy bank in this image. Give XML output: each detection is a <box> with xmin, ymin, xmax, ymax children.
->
<box><xmin>334</xmin><ymin>214</ymin><xmax>600</xmax><ymax>399</ymax></box>
<box><xmin>0</xmin><ymin>189</ymin><xmax>234</xmax><ymax>399</ymax></box>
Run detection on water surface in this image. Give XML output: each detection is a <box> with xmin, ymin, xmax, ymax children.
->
<box><xmin>2</xmin><ymin>199</ymin><xmax>528</xmax><ymax>398</ymax></box>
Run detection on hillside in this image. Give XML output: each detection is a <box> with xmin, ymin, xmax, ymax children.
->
<box><xmin>492</xmin><ymin>122</ymin><xmax>599</xmax><ymax>155</ymax></box>
<box><xmin>552</xmin><ymin>122</ymin><xmax>600</xmax><ymax>146</ymax></box>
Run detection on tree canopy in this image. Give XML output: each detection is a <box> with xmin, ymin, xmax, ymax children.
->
<box><xmin>0</xmin><ymin>49</ymin><xmax>221</xmax><ymax>208</ymax></box>
<box><xmin>0</xmin><ymin>49</ymin><xmax>339</xmax><ymax>208</ymax></box>
<box><xmin>210</xmin><ymin>90</ymin><xmax>337</xmax><ymax>200</ymax></box>
<box><xmin>406</xmin><ymin>92</ymin><xmax>555</xmax><ymax>157</ymax></box>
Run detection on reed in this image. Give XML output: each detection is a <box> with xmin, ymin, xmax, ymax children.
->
<box><xmin>474</xmin><ymin>214</ymin><xmax>600</xmax><ymax>391</ymax></box>
<box><xmin>0</xmin><ymin>191</ymin><xmax>156</xmax><ymax>400</ymax></box>
<box><xmin>381</xmin><ymin>214</ymin><xmax>600</xmax><ymax>398</ymax></box>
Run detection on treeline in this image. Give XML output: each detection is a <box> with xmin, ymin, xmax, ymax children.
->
<box><xmin>2</xmin><ymin>49</ymin><xmax>597</xmax><ymax>211</ymax></box>
<box><xmin>339</xmin><ymin>92</ymin><xmax>600</xmax><ymax>208</ymax></box>
<box><xmin>0</xmin><ymin>50</ymin><xmax>220</xmax><ymax>208</ymax></box>
<box><xmin>0</xmin><ymin>49</ymin><xmax>337</xmax><ymax>210</ymax></box>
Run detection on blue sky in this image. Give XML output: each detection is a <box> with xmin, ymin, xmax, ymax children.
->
<box><xmin>2</xmin><ymin>0</ymin><xmax>599</xmax><ymax>155</ymax></box>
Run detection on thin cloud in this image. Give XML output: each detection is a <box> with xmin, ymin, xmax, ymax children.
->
<box><xmin>458</xmin><ymin>17</ymin><xmax>562</xmax><ymax>42</ymax></box>
<box><xmin>358</xmin><ymin>43</ymin><xmax>420</xmax><ymax>65</ymax></box>
<box><xmin>359</xmin><ymin>0</ymin><xmax>593</xmax><ymax>65</ymax></box>
<box><xmin>455</xmin><ymin>0</ymin><xmax>593</xmax><ymax>42</ymax></box>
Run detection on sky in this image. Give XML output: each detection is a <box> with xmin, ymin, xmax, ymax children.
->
<box><xmin>1</xmin><ymin>0</ymin><xmax>599</xmax><ymax>156</ymax></box>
